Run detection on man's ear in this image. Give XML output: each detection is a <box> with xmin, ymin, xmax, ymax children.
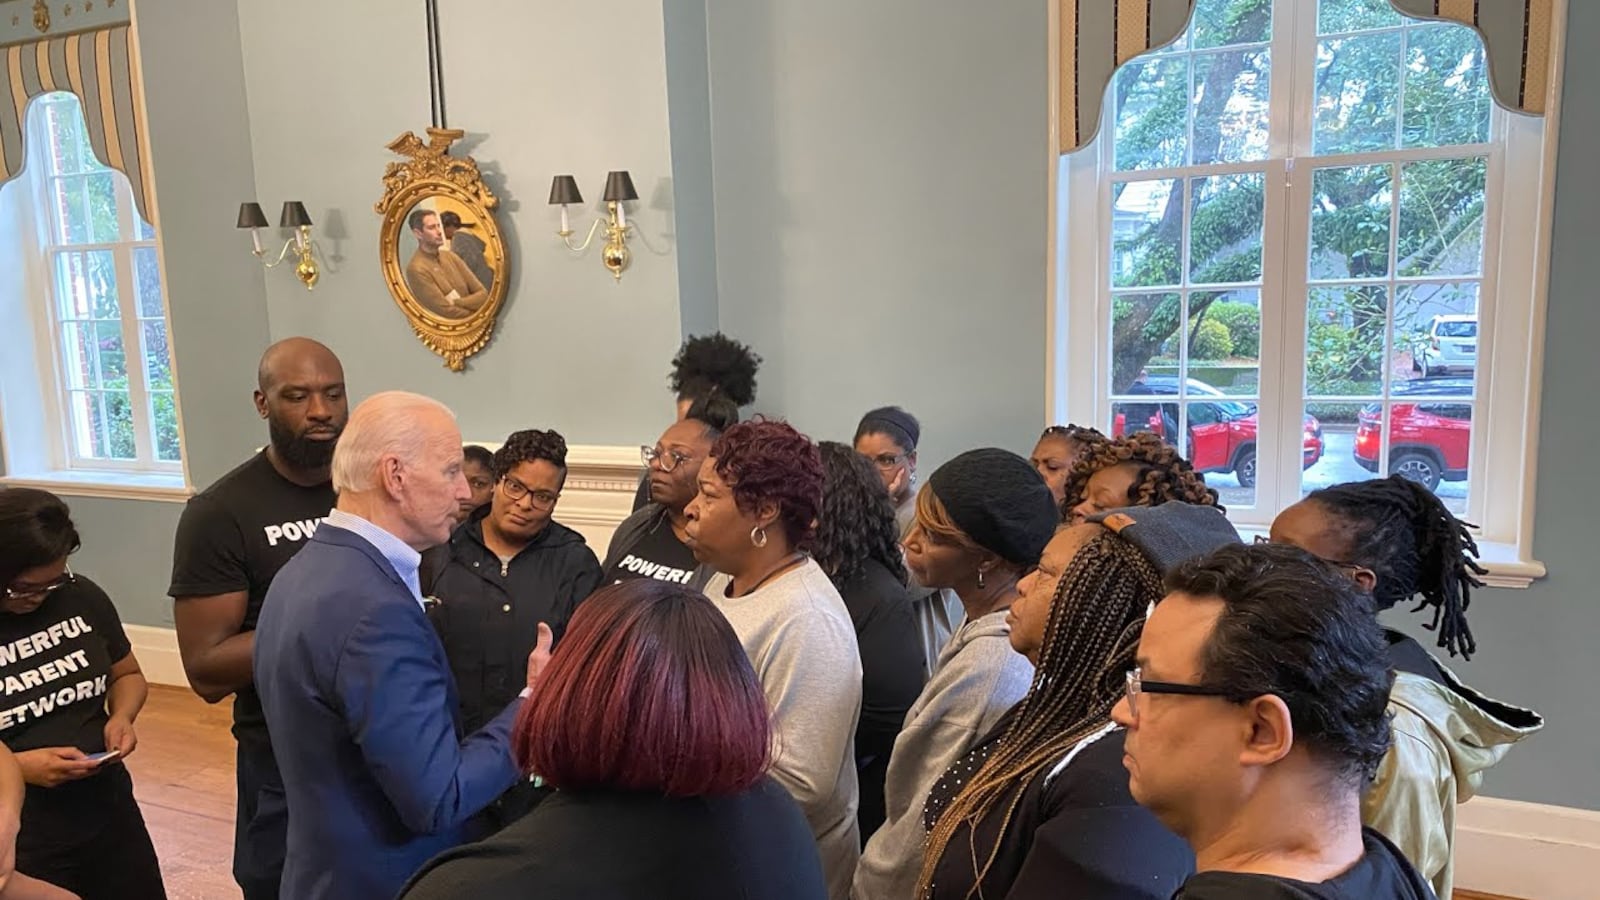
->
<box><xmin>253</xmin><ymin>390</ymin><xmax>269</xmax><ymax>420</ymax></box>
<box><xmin>377</xmin><ymin>455</ymin><xmax>406</xmax><ymax>499</ymax></box>
<box><xmin>1238</xmin><ymin>694</ymin><xmax>1295</xmax><ymax>769</ymax></box>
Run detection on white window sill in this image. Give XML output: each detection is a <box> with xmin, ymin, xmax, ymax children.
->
<box><xmin>0</xmin><ymin>471</ymin><xmax>192</xmax><ymax>503</ymax></box>
<box><xmin>1232</xmin><ymin>526</ymin><xmax>1545</xmax><ymax>590</ymax></box>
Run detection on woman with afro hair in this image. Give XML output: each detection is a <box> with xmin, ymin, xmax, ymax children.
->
<box><xmin>631</xmin><ymin>333</ymin><xmax>762</xmax><ymax>512</ymax></box>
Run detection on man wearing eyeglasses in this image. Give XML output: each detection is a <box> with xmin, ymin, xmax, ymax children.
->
<box><xmin>424</xmin><ymin>429</ymin><xmax>602</xmax><ymax>829</ymax></box>
<box><xmin>1112</xmin><ymin>543</ymin><xmax>1434</xmax><ymax>899</ymax></box>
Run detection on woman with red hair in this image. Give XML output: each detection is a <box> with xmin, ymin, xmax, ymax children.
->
<box><xmin>685</xmin><ymin>419</ymin><xmax>862</xmax><ymax>900</ymax></box>
<box><xmin>399</xmin><ymin>579</ymin><xmax>825</xmax><ymax>900</ymax></box>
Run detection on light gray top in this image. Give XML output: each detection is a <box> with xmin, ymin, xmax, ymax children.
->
<box><xmin>706</xmin><ymin>558</ymin><xmax>863</xmax><ymax>900</ymax></box>
<box><xmin>852</xmin><ymin>608</ymin><xmax>1034</xmax><ymax>900</ymax></box>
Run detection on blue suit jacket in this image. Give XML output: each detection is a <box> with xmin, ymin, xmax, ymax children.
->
<box><xmin>253</xmin><ymin>524</ymin><xmax>522</xmax><ymax>900</ymax></box>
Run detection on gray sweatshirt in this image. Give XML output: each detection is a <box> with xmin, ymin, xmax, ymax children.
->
<box><xmin>851</xmin><ymin>608</ymin><xmax>1034</xmax><ymax>900</ymax></box>
<box><xmin>706</xmin><ymin>559</ymin><xmax>863</xmax><ymax>900</ymax></box>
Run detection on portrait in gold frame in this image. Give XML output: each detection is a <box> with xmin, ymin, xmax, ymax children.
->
<box><xmin>375</xmin><ymin>127</ymin><xmax>509</xmax><ymax>371</ymax></box>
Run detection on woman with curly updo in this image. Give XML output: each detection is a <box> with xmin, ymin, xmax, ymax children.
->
<box><xmin>685</xmin><ymin>419</ymin><xmax>861</xmax><ymax>900</ymax></box>
<box><xmin>1029</xmin><ymin>424</ymin><xmax>1106</xmax><ymax>507</ymax></box>
<box><xmin>814</xmin><ymin>442</ymin><xmax>926</xmax><ymax>840</ymax></box>
<box><xmin>1061</xmin><ymin>431</ymin><xmax>1220</xmax><ymax>523</ymax></box>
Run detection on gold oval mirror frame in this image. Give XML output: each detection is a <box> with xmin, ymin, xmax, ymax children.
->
<box><xmin>375</xmin><ymin>127</ymin><xmax>509</xmax><ymax>371</ymax></box>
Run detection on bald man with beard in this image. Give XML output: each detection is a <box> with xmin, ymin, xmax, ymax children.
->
<box><xmin>168</xmin><ymin>337</ymin><xmax>348</xmax><ymax>900</ymax></box>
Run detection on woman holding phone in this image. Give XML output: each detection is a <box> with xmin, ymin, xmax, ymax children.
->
<box><xmin>0</xmin><ymin>489</ymin><xmax>166</xmax><ymax>900</ymax></box>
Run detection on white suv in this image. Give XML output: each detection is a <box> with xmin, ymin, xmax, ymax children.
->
<box><xmin>1417</xmin><ymin>314</ymin><xmax>1477</xmax><ymax>377</ymax></box>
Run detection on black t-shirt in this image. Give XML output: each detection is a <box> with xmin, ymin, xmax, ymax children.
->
<box><xmin>1174</xmin><ymin>828</ymin><xmax>1434</xmax><ymax>899</ymax></box>
<box><xmin>168</xmin><ymin>450</ymin><xmax>336</xmax><ymax>747</ymax></box>
<box><xmin>0</xmin><ymin>576</ymin><xmax>130</xmax><ymax>753</ymax></box>
<box><xmin>603</xmin><ymin>514</ymin><xmax>701</xmax><ymax>586</ymax></box>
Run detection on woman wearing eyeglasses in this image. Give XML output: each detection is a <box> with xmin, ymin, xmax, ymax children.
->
<box><xmin>427</xmin><ymin>430</ymin><xmax>603</xmax><ymax>828</ymax></box>
<box><xmin>601</xmin><ymin>395</ymin><xmax>738</xmax><ymax>590</ymax></box>
<box><xmin>854</xmin><ymin>407</ymin><xmax>964</xmax><ymax>679</ymax></box>
<box><xmin>916</xmin><ymin>504</ymin><xmax>1233</xmax><ymax>900</ymax></box>
<box><xmin>0</xmin><ymin>488</ymin><xmax>167</xmax><ymax>899</ymax></box>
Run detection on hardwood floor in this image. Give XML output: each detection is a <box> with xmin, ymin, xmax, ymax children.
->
<box><xmin>120</xmin><ymin>686</ymin><xmax>1527</xmax><ymax>900</ymax></box>
<box><xmin>125</xmin><ymin>685</ymin><xmax>241</xmax><ymax>900</ymax></box>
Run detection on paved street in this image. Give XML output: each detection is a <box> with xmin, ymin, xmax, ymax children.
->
<box><xmin>1206</xmin><ymin>428</ymin><xmax>1470</xmax><ymax>514</ymax></box>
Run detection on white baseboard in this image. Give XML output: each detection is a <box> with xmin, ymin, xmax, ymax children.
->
<box><xmin>1454</xmin><ymin>796</ymin><xmax>1600</xmax><ymax>899</ymax></box>
<box><xmin>124</xmin><ymin>623</ymin><xmax>189</xmax><ymax>688</ymax></box>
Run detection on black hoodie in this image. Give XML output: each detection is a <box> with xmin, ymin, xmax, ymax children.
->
<box><xmin>425</xmin><ymin>507</ymin><xmax>603</xmax><ymax>734</ymax></box>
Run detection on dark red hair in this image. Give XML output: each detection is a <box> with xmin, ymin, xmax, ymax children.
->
<box><xmin>514</xmin><ymin>580</ymin><xmax>772</xmax><ymax>797</ymax></box>
<box><xmin>709</xmin><ymin>417</ymin><xmax>823</xmax><ymax>549</ymax></box>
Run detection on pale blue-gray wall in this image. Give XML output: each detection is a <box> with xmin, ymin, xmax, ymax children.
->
<box><xmin>704</xmin><ymin>0</ymin><xmax>1051</xmax><ymax>467</ymax></box>
<box><xmin>234</xmin><ymin>0</ymin><xmax>689</xmax><ymax>446</ymax></box>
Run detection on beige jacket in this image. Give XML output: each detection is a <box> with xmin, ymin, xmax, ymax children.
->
<box><xmin>1364</xmin><ymin>665</ymin><xmax>1543</xmax><ymax>899</ymax></box>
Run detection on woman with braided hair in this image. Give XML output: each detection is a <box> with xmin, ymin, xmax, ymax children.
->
<box><xmin>1268</xmin><ymin>475</ymin><xmax>1543</xmax><ymax>899</ymax></box>
<box><xmin>1061</xmin><ymin>432</ymin><xmax>1220</xmax><ymax>524</ymax></box>
<box><xmin>916</xmin><ymin>503</ymin><xmax>1235</xmax><ymax>899</ymax></box>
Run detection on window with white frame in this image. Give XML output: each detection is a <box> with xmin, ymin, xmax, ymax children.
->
<box><xmin>1056</xmin><ymin>0</ymin><xmax>1554</xmax><ymax>580</ymax></box>
<box><xmin>0</xmin><ymin>91</ymin><xmax>181</xmax><ymax>485</ymax></box>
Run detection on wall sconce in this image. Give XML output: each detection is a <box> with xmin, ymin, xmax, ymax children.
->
<box><xmin>237</xmin><ymin>201</ymin><xmax>322</xmax><ymax>290</ymax></box>
<box><xmin>549</xmin><ymin>171</ymin><xmax>638</xmax><ymax>281</ymax></box>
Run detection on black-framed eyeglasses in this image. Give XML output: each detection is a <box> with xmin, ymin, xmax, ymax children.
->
<box><xmin>642</xmin><ymin>444</ymin><xmax>692</xmax><ymax>473</ymax></box>
<box><xmin>866</xmin><ymin>452</ymin><xmax>906</xmax><ymax>472</ymax></box>
<box><xmin>1124</xmin><ymin>666</ymin><xmax>1232</xmax><ymax>719</ymax></box>
<box><xmin>1251</xmin><ymin>535</ymin><xmax>1363</xmax><ymax>572</ymax></box>
<box><xmin>501</xmin><ymin>477</ymin><xmax>559</xmax><ymax>510</ymax></box>
<box><xmin>4</xmin><ymin>567</ymin><xmax>75</xmax><ymax>602</ymax></box>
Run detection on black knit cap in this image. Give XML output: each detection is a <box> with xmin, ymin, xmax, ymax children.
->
<box><xmin>927</xmin><ymin>448</ymin><xmax>1057</xmax><ymax>567</ymax></box>
<box><xmin>855</xmin><ymin>406</ymin><xmax>921</xmax><ymax>451</ymax></box>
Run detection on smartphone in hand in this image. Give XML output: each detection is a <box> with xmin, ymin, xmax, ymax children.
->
<box><xmin>83</xmin><ymin>750</ymin><xmax>121</xmax><ymax>765</ymax></box>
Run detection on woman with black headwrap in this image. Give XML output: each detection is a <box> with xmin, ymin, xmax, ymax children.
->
<box><xmin>853</xmin><ymin>450</ymin><xmax>1055</xmax><ymax>900</ymax></box>
<box><xmin>854</xmin><ymin>408</ymin><xmax>964</xmax><ymax>678</ymax></box>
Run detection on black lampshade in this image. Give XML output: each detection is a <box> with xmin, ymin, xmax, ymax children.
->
<box><xmin>602</xmin><ymin>170</ymin><xmax>638</xmax><ymax>203</ymax></box>
<box><xmin>279</xmin><ymin>201</ymin><xmax>313</xmax><ymax>228</ymax></box>
<box><xmin>548</xmin><ymin>175</ymin><xmax>583</xmax><ymax>205</ymax></box>
<box><xmin>237</xmin><ymin>202</ymin><xmax>268</xmax><ymax>229</ymax></box>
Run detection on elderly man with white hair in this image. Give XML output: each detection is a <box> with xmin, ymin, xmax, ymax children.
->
<box><xmin>253</xmin><ymin>390</ymin><xmax>551</xmax><ymax>900</ymax></box>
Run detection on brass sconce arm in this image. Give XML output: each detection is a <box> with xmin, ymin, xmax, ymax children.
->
<box><xmin>548</xmin><ymin>172</ymin><xmax>638</xmax><ymax>281</ymax></box>
<box><xmin>237</xmin><ymin>201</ymin><xmax>322</xmax><ymax>290</ymax></box>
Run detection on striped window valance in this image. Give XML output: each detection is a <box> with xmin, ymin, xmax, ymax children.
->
<box><xmin>1390</xmin><ymin>0</ymin><xmax>1554</xmax><ymax>115</ymax></box>
<box><xmin>1059</xmin><ymin>0</ymin><xmax>1557</xmax><ymax>154</ymax></box>
<box><xmin>0</xmin><ymin>25</ymin><xmax>154</xmax><ymax>226</ymax></box>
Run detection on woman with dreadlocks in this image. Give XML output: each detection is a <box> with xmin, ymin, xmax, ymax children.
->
<box><xmin>917</xmin><ymin>503</ymin><xmax>1236</xmax><ymax>899</ymax></box>
<box><xmin>631</xmin><ymin>332</ymin><xmax>763</xmax><ymax>512</ymax></box>
<box><xmin>1268</xmin><ymin>475</ymin><xmax>1543</xmax><ymax>899</ymax></box>
<box><xmin>1061</xmin><ymin>431</ymin><xmax>1220</xmax><ymax>524</ymax></box>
